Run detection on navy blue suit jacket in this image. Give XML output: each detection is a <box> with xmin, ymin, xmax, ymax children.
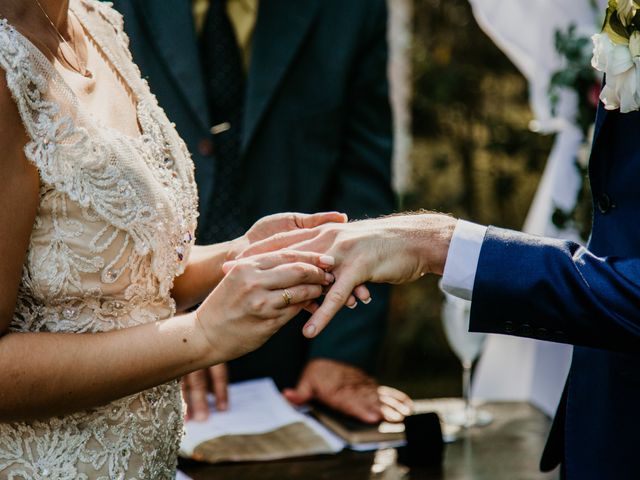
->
<box><xmin>470</xmin><ymin>104</ymin><xmax>640</xmax><ymax>478</ymax></box>
<box><xmin>109</xmin><ymin>0</ymin><xmax>394</xmax><ymax>387</ymax></box>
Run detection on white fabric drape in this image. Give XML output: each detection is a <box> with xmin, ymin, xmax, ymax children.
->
<box><xmin>467</xmin><ymin>0</ymin><xmax>605</xmax><ymax>416</ymax></box>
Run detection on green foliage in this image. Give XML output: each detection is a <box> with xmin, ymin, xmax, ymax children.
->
<box><xmin>547</xmin><ymin>22</ymin><xmax>598</xmax><ymax>241</ymax></box>
<box><xmin>549</xmin><ymin>24</ymin><xmax>599</xmax><ymax>135</ymax></box>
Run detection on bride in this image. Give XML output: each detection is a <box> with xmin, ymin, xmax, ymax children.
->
<box><xmin>0</xmin><ymin>0</ymin><xmax>344</xmax><ymax>477</ymax></box>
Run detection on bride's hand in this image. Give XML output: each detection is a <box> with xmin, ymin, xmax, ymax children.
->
<box><xmin>228</xmin><ymin>212</ymin><xmax>348</xmax><ymax>261</ymax></box>
<box><xmin>195</xmin><ymin>250</ymin><xmax>335</xmax><ymax>363</ymax></box>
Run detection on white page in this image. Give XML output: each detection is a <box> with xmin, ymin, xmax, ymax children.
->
<box><xmin>180</xmin><ymin>378</ymin><xmax>344</xmax><ymax>456</ymax></box>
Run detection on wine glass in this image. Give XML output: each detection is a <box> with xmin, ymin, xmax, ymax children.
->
<box><xmin>439</xmin><ymin>281</ymin><xmax>493</xmax><ymax>428</ymax></box>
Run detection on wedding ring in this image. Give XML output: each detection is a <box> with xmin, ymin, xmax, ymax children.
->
<box><xmin>282</xmin><ymin>289</ymin><xmax>293</xmax><ymax>307</ymax></box>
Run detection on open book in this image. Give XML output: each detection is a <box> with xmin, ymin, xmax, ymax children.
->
<box><xmin>180</xmin><ymin>378</ymin><xmax>345</xmax><ymax>463</ymax></box>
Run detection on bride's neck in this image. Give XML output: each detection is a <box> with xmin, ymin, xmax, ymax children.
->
<box><xmin>1</xmin><ymin>0</ymin><xmax>71</xmax><ymax>33</ymax></box>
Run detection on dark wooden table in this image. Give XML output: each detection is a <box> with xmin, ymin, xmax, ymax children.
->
<box><xmin>179</xmin><ymin>402</ymin><xmax>560</xmax><ymax>480</ymax></box>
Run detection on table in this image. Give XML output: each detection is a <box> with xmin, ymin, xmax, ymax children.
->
<box><xmin>179</xmin><ymin>402</ymin><xmax>560</xmax><ymax>480</ymax></box>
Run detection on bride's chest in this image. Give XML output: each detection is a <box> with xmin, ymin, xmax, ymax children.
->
<box><xmin>25</xmin><ymin>125</ymin><xmax>197</xmax><ymax>303</ymax></box>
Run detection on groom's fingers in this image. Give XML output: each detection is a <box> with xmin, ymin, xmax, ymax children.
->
<box><xmin>303</xmin><ymin>272</ymin><xmax>360</xmax><ymax>338</ymax></box>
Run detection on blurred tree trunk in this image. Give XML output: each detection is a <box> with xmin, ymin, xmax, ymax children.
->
<box><xmin>388</xmin><ymin>0</ymin><xmax>413</xmax><ymax>201</ymax></box>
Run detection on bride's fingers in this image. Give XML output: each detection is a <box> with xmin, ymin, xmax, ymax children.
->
<box><xmin>262</xmin><ymin>262</ymin><xmax>334</xmax><ymax>289</ymax></box>
<box><xmin>303</xmin><ymin>271</ymin><xmax>360</xmax><ymax>338</ymax></box>
<box><xmin>273</xmin><ymin>284</ymin><xmax>324</xmax><ymax>310</ymax></box>
<box><xmin>296</xmin><ymin>212</ymin><xmax>348</xmax><ymax>229</ymax></box>
<box><xmin>223</xmin><ymin>251</ymin><xmax>335</xmax><ymax>274</ymax></box>
<box><xmin>237</xmin><ymin>229</ymin><xmax>322</xmax><ymax>259</ymax></box>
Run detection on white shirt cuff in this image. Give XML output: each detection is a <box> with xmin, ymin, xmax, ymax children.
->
<box><xmin>441</xmin><ymin>220</ymin><xmax>487</xmax><ymax>301</ymax></box>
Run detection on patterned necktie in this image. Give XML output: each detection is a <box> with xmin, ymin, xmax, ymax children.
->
<box><xmin>199</xmin><ymin>0</ymin><xmax>246</xmax><ymax>243</ymax></box>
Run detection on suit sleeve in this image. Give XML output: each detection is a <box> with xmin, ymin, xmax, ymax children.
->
<box><xmin>470</xmin><ymin>226</ymin><xmax>640</xmax><ymax>352</ymax></box>
<box><xmin>309</xmin><ymin>0</ymin><xmax>394</xmax><ymax>372</ymax></box>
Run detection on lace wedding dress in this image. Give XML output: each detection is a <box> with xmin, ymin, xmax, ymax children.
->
<box><xmin>0</xmin><ymin>0</ymin><xmax>199</xmax><ymax>477</ymax></box>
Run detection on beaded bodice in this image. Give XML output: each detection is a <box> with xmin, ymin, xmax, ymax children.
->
<box><xmin>0</xmin><ymin>1</ymin><xmax>198</xmax><ymax>478</ymax></box>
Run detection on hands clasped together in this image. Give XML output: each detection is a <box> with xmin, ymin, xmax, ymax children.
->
<box><xmin>234</xmin><ymin>212</ymin><xmax>456</xmax><ymax>337</ymax></box>
<box><xmin>183</xmin><ymin>211</ymin><xmax>455</xmax><ymax>423</ymax></box>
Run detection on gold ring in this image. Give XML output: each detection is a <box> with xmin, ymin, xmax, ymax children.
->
<box><xmin>282</xmin><ymin>289</ymin><xmax>293</xmax><ymax>307</ymax></box>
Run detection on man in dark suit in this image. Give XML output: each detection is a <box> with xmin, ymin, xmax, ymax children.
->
<box><xmin>239</xmin><ymin>9</ymin><xmax>640</xmax><ymax>479</ymax></box>
<box><xmin>109</xmin><ymin>0</ymin><xmax>398</xmax><ymax>422</ymax></box>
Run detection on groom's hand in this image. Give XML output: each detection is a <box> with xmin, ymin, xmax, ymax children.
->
<box><xmin>283</xmin><ymin>359</ymin><xmax>413</xmax><ymax>424</ymax></box>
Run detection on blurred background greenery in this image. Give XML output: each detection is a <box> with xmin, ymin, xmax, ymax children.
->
<box><xmin>378</xmin><ymin>0</ymin><xmax>555</xmax><ymax>398</ymax></box>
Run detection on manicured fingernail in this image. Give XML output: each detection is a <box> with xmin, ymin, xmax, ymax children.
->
<box><xmin>347</xmin><ymin>302</ymin><xmax>357</xmax><ymax>310</ymax></box>
<box><xmin>304</xmin><ymin>324</ymin><xmax>317</xmax><ymax>337</ymax></box>
<box><xmin>320</xmin><ymin>255</ymin><xmax>335</xmax><ymax>266</ymax></box>
<box><xmin>362</xmin><ymin>296</ymin><xmax>372</xmax><ymax>305</ymax></box>
<box><xmin>324</xmin><ymin>273</ymin><xmax>335</xmax><ymax>284</ymax></box>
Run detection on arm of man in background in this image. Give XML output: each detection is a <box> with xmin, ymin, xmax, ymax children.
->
<box><xmin>283</xmin><ymin>0</ymin><xmax>405</xmax><ymax>424</ymax></box>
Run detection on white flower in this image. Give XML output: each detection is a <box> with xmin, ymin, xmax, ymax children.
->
<box><xmin>592</xmin><ymin>32</ymin><xmax>615</xmax><ymax>71</ymax></box>
<box><xmin>617</xmin><ymin>0</ymin><xmax>638</xmax><ymax>26</ymax></box>
<box><xmin>592</xmin><ymin>32</ymin><xmax>640</xmax><ymax>112</ymax></box>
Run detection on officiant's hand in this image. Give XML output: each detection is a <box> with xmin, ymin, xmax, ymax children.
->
<box><xmin>182</xmin><ymin>364</ymin><xmax>228</xmax><ymax>421</ymax></box>
<box><xmin>238</xmin><ymin>213</ymin><xmax>457</xmax><ymax>338</ymax></box>
<box><xmin>283</xmin><ymin>359</ymin><xmax>413</xmax><ymax>424</ymax></box>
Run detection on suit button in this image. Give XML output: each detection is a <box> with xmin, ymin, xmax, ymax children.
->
<box><xmin>537</xmin><ymin>328</ymin><xmax>549</xmax><ymax>339</ymax></box>
<box><xmin>520</xmin><ymin>324</ymin><xmax>532</xmax><ymax>336</ymax></box>
<box><xmin>597</xmin><ymin>193</ymin><xmax>613</xmax><ymax>214</ymax></box>
<box><xmin>198</xmin><ymin>138</ymin><xmax>214</xmax><ymax>157</ymax></box>
<box><xmin>504</xmin><ymin>321</ymin><xmax>516</xmax><ymax>333</ymax></box>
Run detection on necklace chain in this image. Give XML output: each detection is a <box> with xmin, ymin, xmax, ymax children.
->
<box><xmin>33</xmin><ymin>0</ymin><xmax>90</xmax><ymax>77</ymax></box>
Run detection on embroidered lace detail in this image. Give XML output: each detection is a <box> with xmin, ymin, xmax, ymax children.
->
<box><xmin>0</xmin><ymin>0</ymin><xmax>199</xmax><ymax>477</ymax></box>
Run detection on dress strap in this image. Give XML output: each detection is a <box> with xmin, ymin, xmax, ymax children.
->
<box><xmin>0</xmin><ymin>19</ymin><xmax>74</xmax><ymax>183</ymax></box>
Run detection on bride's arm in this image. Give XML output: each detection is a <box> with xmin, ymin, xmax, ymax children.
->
<box><xmin>0</xmin><ymin>80</ymin><xmax>333</xmax><ymax>422</ymax></box>
<box><xmin>171</xmin><ymin>212</ymin><xmax>348</xmax><ymax>311</ymax></box>
<box><xmin>171</xmin><ymin>242</ymin><xmax>242</xmax><ymax>311</ymax></box>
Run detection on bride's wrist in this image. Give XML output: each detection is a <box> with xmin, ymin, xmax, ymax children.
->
<box><xmin>224</xmin><ymin>235</ymin><xmax>249</xmax><ymax>263</ymax></box>
<box><xmin>190</xmin><ymin>309</ymin><xmax>226</xmax><ymax>366</ymax></box>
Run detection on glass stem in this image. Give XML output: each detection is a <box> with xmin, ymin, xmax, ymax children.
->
<box><xmin>462</xmin><ymin>361</ymin><xmax>473</xmax><ymax>426</ymax></box>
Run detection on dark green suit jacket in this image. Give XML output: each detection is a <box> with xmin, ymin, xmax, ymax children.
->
<box><xmin>109</xmin><ymin>0</ymin><xmax>394</xmax><ymax>388</ymax></box>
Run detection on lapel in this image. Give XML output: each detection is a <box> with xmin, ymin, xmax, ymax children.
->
<box><xmin>592</xmin><ymin>103</ymin><xmax>609</xmax><ymax>146</ymax></box>
<box><xmin>242</xmin><ymin>0</ymin><xmax>321</xmax><ymax>153</ymax></box>
<box><xmin>138</xmin><ymin>0</ymin><xmax>210</xmax><ymax>131</ymax></box>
